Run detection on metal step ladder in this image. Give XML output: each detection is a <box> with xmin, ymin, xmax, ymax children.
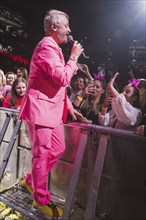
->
<box><xmin>0</xmin><ymin>109</ymin><xmax>22</xmax><ymax>181</ymax></box>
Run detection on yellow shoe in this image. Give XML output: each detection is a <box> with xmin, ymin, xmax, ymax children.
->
<box><xmin>31</xmin><ymin>200</ymin><xmax>63</xmax><ymax>219</ymax></box>
<box><xmin>18</xmin><ymin>178</ymin><xmax>33</xmax><ymax>194</ymax></box>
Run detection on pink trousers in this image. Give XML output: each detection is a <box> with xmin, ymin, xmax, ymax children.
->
<box><xmin>24</xmin><ymin>121</ymin><xmax>65</xmax><ymax>205</ymax></box>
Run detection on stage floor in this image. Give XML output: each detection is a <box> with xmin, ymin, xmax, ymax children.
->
<box><xmin>0</xmin><ymin>181</ymin><xmax>99</xmax><ymax>220</ymax></box>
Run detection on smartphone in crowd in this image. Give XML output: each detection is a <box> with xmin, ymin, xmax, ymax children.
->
<box><xmin>77</xmin><ymin>63</ymin><xmax>84</xmax><ymax>71</ymax></box>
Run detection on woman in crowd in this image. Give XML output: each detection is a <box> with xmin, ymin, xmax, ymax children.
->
<box><xmin>68</xmin><ymin>64</ymin><xmax>93</xmax><ymax>102</ymax></box>
<box><xmin>68</xmin><ymin>73</ymin><xmax>88</xmax><ymax>103</ymax></box>
<box><xmin>5</xmin><ymin>71</ymin><xmax>16</xmax><ymax>86</ymax></box>
<box><xmin>138</xmin><ymin>78</ymin><xmax>146</xmax><ymax>116</ymax></box>
<box><xmin>3</xmin><ymin>78</ymin><xmax>27</xmax><ymax>110</ymax></box>
<box><xmin>16</xmin><ymin>67</ymin><xmax>28</xmax><ymax>81</ymax></box>
<box><xmin>0</xmin><ymin>69</ymin><xmax>11</xmax><ymax>107</ymax></box>
<box><xmin>135</xmin><ymin>79</ymin><xmax>146</xmax><ymax>136</ymax></box>
<box><xmin>98</xmin><ymin>72</ymin><xmax>142</xmax><ymax>130</ymax></box>
<box><xmin>72</xmin><ymin>73</ymin><xmax>107</xmax><ymax>124</ymax></box>
<box><xmin>135</xmin><ymin>113</ymin><xmax>146</xmax><ymax>136</ymax></box>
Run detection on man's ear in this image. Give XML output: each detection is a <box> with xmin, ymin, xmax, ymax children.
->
<box><xmin>52</xmin><ymin>23</ymin><xmax>57</xmax><ymax>31</ymax></box>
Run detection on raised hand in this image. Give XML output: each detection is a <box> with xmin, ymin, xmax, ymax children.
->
<box><xmin>70</xmin><ymin>41</ymin><xmax>84</xmax><ymax>62</ymax></box>
<box><xmin>107</xmin><ymin>72</ymin><xmax>119</xmax><ymax>90</ymax></box>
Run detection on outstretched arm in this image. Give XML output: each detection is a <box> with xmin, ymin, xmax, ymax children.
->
<box><xmin>80</xmin><ymin>64</ymin><xmax>94</xmax><ymax>81</ymax></box>
<box><xmin>107</xmin><ymin>72</ymin><xmax>119</xmax><ymax>98</ymax></box>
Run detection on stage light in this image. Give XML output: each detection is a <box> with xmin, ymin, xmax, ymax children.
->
<box><xmin>138</xmin><ymin>0</ymin><xmax>146</xmax><ymax>12</ymax></box>
<box><xmin>134</xmin><ymin>0</ymin><xmax>145</xmax><ymax>17</ymax></box>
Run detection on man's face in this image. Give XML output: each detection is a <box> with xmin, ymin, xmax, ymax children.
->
<box><xmin>54</xmin><ymin>15</ymin><xmax>71</xmax><ymax>44</ymax></box>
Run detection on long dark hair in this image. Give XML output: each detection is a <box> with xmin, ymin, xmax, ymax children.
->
<box><xmin>17</xmin><ymin>67</ymin><xmax>28</xmax><ymax>81</ymax></box>
<box><xmin>81</xmin><ymin>79</ymin><xmax>107</xmax><ymax>114</ymax></box>
<box><xmin>10</xmin><ymin>78</ymin><xmax>27</xmax><ymax>108</ymax></box>
<box><xmin>131</xmin><ymin>85</ymin><xmax>141</xmax><ymax>109</ymax></box>
<box><xmin>95</xmin><ymin>79</ymin><xmax>107</xmax><ymax>106</ymax></box>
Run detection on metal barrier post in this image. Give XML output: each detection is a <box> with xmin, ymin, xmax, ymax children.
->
<box><xmin>0</xmin><ymin>113</ymin><xmax>12</xmax><ymax>145</ymax></box>
<box><xmin>62</xmin><ymin>129</ymin><xmax>88</xmax><ymax>220</ymax></box>
<box><xmin>0</xmin><ymin>119</ymin><xmax>22</xmax><ymax>181</ymax></box>
<box><xmin>84</xmin><ymin>134</ymin><xmax>108</xmax><ymax>220</ymax></box>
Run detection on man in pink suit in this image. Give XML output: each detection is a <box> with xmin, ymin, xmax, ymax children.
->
<box><xmin>18</xmin><ymin>9</ymin><xmax>84</xmax><ymax>219</ymax></box>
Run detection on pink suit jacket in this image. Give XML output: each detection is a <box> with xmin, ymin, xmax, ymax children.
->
<box><xmin>19</xmin><ymin>36</ymin><xmax>78</xmax><ymax>127</ymax></box>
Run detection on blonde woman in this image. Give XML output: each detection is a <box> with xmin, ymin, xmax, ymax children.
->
<box><xmin>0</xmin><ymin>69</ymin><xmax>11</xmax><ymax>107</ymax></box>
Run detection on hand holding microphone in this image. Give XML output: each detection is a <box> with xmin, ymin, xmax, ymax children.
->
<box><xmin>68</xmin><ymin>35</ymin><xmax>89</xmax><ymax>62</ymax></box>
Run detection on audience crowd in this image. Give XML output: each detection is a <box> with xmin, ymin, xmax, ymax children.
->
<box><xmin>0</xmin><ymin>62</ymin><xmax>145</xmax><ymax>136</ymax></box>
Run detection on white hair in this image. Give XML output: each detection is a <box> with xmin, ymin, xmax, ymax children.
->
<box><xmin>44</xmin><ymin>9</ymin><xmax>69</xmax><ymax>35</ymax></box>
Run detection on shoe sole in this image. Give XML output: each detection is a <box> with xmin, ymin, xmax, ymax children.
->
<box><xmin>17</xmin><ymin>182</ymin><xmax>32</xmax><ymax>195</ymax></box>
<box><xmin>31</xmin><ymin>205</ymin><xmax>62</xmax><ymax>220</ymax></box>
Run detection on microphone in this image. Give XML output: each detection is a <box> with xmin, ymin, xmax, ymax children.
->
<box><xmin>67</xmin><ymin>35</ymin><xmax>89</xmax><ymax>59</ymax></box>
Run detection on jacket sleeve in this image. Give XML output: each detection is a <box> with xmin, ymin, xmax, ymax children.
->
<box><xmin>37</xmin><ymin>43</ymin><xmax>78</xmax><ymax>87</ymax></box>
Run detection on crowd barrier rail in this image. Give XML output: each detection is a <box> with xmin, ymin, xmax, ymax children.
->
<box><xmin>0</xmin><ymin>107</ymin><xmax>146</xmax><ymax>220</ymax></box>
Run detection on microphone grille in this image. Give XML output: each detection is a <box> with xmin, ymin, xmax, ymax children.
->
<box><xmin>67</xmin><ymin>35</ymin><xmax>74</xmax><ymax>43</ymax></box>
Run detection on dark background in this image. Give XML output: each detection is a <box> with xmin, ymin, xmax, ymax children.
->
<box><xmin>0</xmin><ymin>0</ymin><xmax>146</xmax><ymax>86</ymax></box>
